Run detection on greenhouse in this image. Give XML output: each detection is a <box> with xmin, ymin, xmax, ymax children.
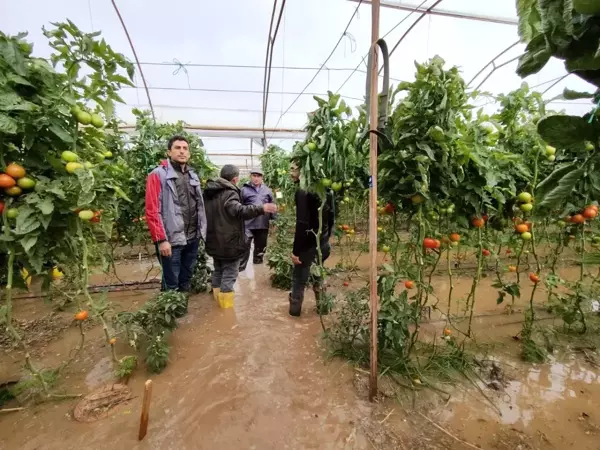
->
<box><xmin>1</xmin><ymin>1</ymin><xmax>600</xmax><ymax>449</ymax></box>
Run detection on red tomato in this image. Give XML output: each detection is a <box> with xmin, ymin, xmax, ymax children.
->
<box><xmin>529</xmin><ymin>273</ymin><xmax>540</xmax><ymax>283</ymax></box>
<box><xmin>449</xmin><ymin>233</ymin><xmax>460</xmax><ymax>242</ymax></box>
<box><xmin>471</xmin><ymin>217</ymin><xmax>485</xmax><ymax>228</ymax></box>
<box><xmin>482</xmin><ymin>249</ymin><xmax>491</xmax><ymax>256</ymax></box>
<box><xmin>515</xmin><ymin>224</ymin><xmax>529</xmax><ymax>234</ymax></box>
<box><xmin>583</xmin><ymin>207</ymin><xmax>598</xmax><ymax>219</ymax></box>
<box><xmin>423</xmin><ymin>238</ymin><xmax>437</xmax><ymax>249</ymax></box>
<box><xmin>571</xmin><ymin>214</ymin><xmax>585</xmax><ymax>224</ymax></box>
<box><xmin>404</xmin><ymin>280</ymin><xmax>414</xmax><ymax>289</ymax></box>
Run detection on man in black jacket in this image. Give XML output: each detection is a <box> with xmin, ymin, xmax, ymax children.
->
<box><xmin>289</xmin><ymin>161</ymin><xmax>335</xmax><ymax>317</ymax></box>
<box><xmin>204</xmin><ymin>164</ymin><xmax>277</xmax><ymax>309</ymax></box>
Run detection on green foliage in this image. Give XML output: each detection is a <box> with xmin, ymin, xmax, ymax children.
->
<box><xmin>266</xmin><ymin>212</ymin><xmax>295</xmax><ymax>289</ymax></box>
<box><xmin>292</xmin><ymin>92</ymin><xmax>367</xmax><ymax>193</ymax></box>
<box><xmin>190</xmin><ymin>241</ymin><xmax>212</xmax><ymax>294</ymax></box>
<box><xmin>260</xmin><ymin>145</ymin><xmax>294</xmax><ymax>197</ymax></box>
<box><xmin>114</xmin><ymin>355</ymin><xmax>137</xmax><ymax>379</ymax></box>
<box><xmin>114</xmin><ymin>291</ymin><xmax>187</xmax><ymax>373</ymax></box>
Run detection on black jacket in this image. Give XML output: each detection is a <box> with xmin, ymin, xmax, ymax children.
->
<box><xmin>204</xmin><ymin>178</ymin><xmax>265</xmax><ymax>261</ymax></box>
<box><xmin>293</xmin><ymin>189</ymin><xmax>335</xmax><ymax>255</ymax></box>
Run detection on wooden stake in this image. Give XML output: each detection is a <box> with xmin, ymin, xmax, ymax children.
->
<box><xmin>138</xmin><ymin>379</ymin><xmax>153</xmax><ymax>441</ymax></box>
<box><xmin>368</xmin><ymin>0</ymin><xmax>381</xmax><ymax>402</ymax></box>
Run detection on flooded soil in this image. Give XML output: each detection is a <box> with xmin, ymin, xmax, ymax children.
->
<box><xmin>0</xmin><ymin>256</ymin><xmax>599</xmax><ymax>449</ymax></box>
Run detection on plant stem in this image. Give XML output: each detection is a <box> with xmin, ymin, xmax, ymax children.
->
<box><xmin>466</xmin><ymin>226</ymin><xmax>484</xmax><ymax>337</ymax></box>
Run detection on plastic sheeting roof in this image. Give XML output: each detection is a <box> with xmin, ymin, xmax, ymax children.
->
<box><xmin>2</xmin><ymin>0</ymin><xmax>596</xmax><ymax>166</ymax></box>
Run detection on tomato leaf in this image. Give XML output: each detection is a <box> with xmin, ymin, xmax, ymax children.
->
<box><xmin>0</xmin><ymin>113</ymin><xmax>18</xmax><ymax>134</ymax></box>
<box><xmin>537</xmin><ymin>167</ymin><xmax>585</xmax><ymax>210</ymax></box>
<box><xmin>108</xmin><ymin>184</ymin><xmax>131</xmax><ymax>202</ymax></box>
<box><xmin>20</xmin><ymin>234</ymin><xmax>38</xmax><ymax>253</ymax></box>
<box><xmin>49</xmin><ymin>120</ymin><xmax>74</xmax><ymax>143</ymax></box>
<box><xmin>537</xmin><ymin>115</ymin><xmax>595</xmax><ymax>149</ymax></box>
<box><xmin>562</xmin><ymin>88</ymin><xmax>594</xmax><ymax>100</ymax></box>
<box><xmin>37</xmin><ymin>197</ymin><xmax>54</xmax><ymax>215</ymax></box>
<box><xmin>14</xmin><ymin>205</ymin><xmax>41</xmax><ymax>235</ymax></box>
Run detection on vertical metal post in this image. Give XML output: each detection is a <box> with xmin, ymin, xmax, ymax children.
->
<box><xmin>250</xmin><ymin>139</ymin><xmax>254</xmax><ymax>168</ymax></box>
<box><xmin>368</xmin><ymin>0</ymin><xmax>380</xmax><ymax>402</ymax></box>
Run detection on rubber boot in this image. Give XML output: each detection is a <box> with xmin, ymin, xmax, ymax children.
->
<box><xmin>218</xmin><ymin>291</ymin><xmax>235</xmax><ymax>309</ymax></box>
<box><xmin>212</xmin><ymin>287</ymin><xmax>220</xmax><ymax>303</ymax></box>
<box><xmin>289</xmin><ymin>293</ymin><xmax>303</xmax><ymax>317</ymax></box>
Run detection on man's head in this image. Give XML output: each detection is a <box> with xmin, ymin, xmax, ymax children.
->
<box><xmin>220</xmin><ymin>164</ymin><xmax>240</xmax><ymax>185</ymax></box>
<box><xmin>250</xmin><ymin>169</ymin><xmax>263</xmax><ymax>186</ymax></box>
<box><xmin>289</xmin><ymin>160</ymin><xmax>300</xmax><ymax>183</ymax></box>
<box><xmin>167</xmin><ymin>135</ymin><xmax>190</xmax><ymax>165</ymax></box>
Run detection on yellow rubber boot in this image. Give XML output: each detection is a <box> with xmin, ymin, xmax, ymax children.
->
<box><xmin>218</xmin><ymin>291</ymin><xmax>235</xmax><ymax>309</ymax></box>
<box><xmin>212</xmin><ymin>288</ymin><xmax>220</xmax><ymax>303</ymax></box>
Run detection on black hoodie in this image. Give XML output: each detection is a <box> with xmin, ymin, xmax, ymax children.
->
<box><xmin>293</xmin><ymin>189</ymin><xmax>335</xmax><ymax>255</ymax></box>
<box><xmin>203</xmin><ymin>177</ymin><xmax>265</xmax><ymax>261</ymax></box>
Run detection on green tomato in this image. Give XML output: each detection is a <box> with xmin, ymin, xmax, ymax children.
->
<box><xmin>344</xmin><ymin>182</ymin><xmax>351</xmax><ymax>188</ymax></box>
<box><xmin>307</xmin><ymin>142</ymin><xmax>317</xmax><ymax>151</ymax></box>
<box><xmin>90</xmin><ymin>113</ymin><xmax>104</xmax><ymax>128</ymax></box>
<box><xmin>344</xmin><ymin>197</ymin><xmax>350</xmax><ymax>203</ymax></box>
<box><xmin>84</xmin><ymin>162</ymin><xmax>94</xmax><ymax>169</ymax></box>
<box><xmin>451</xmin><ymin>241</ymin><xmax>459</xmax><ymax>248</ymax></box>
<box><xmin>585</xmin><ymin>141</ymin><xmax>595</xmax><ymax>151</ymax></box>
<box><xmin>320</xmin><ymin>178</ymin><xmax>332</xmax><ymax>188</ymax></box>
<box><xmin>521</xmin><ymin>231</ymin><xmax>532</xmax><ymax>241</ymax></box>
<box><xmin>66</xmin><ymin>162</ymin><xmax>83</xmax><ymax>174</ymax></box>
<box><xmin>103</xmin><ymin>151</ymin><xmax>113</xmax><ymax>159</ymax></box>
<box><xmin>76</xmin><ymin>111</ymin><xmax>92</xmax><ymax>125</ymax></box>
<box><xmin>545</xmin><ymin>145</ymin><xmax>556</xmax><ymax>156</ymax></box>
<box><xmin>331</xmin><ymin>182</ymin><xmax>342</xmax><ymax>192</ymax></box>
<box><xmin>78</xmin><ymin>210</ymin><xmax>94</xmax><ymax>221</ymax></box>
<box><xmin>518</xmin><ymin>192</ymin><xmax>533</xmax><ymax>203</ymax></box>
<box><xmin>17</xmin><ymin>177</ymin><xmax>36</xmax><ymax>190</ymax></box>
<box><xmin>547</xmin><ymin>155</ymin><xmax>556</xmax><ymax>162</ymax></box>
<box><xmin>61</xmin><ymin>151</ymin><xmax>79</xmax><ymax>163</ymax></box>
<box><xmin>557</xmin><ymin>220</ymin><xmax>566</xmax><ymax>228</ymax></box>
<box><xmin>96</xmin><ymin>153</ymin><xmax>106</xmax><ymax>162</ymax></box>
<box><xmin>6</xmin><ymin>208</ymin><xmax>18</xmax><ymax>219</ymax></box>
<box><xmin>520</xmin><ymin>203</ymin><xmax>534</xmax><ymax>212</ymax></box>
<box><xmin>411</xmin><ymin>194</ymin><xmax>425</xmax><ymax>204</ymax></box>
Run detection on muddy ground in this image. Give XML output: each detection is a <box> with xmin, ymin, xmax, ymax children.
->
<box><xmin>0</xmin><ymin>252</ymin><xmax>599</xmax><ymax>450</ymax></box>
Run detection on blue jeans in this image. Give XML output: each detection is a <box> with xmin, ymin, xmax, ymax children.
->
<box><xmin>291</xmin><ymin>240</ymin><xmax>331</xmax><ymax>300</ymax></box>
<box><xmin>212</xmin><ymin>258</ymin><xmax>240</xmax><ymax>293</ymax></box>
<box><xmin>156</xmin><ymin>238</ymin><xmax>200</xmax><ymax>292</ymax></box>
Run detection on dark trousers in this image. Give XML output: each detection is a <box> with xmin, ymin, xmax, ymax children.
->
<box><xmin>291</xmin><ymin>240</ymin><xmax>331</xmax><ymax>300</ymax></box>
<box><xmin>156</xmin><ymin>238</ymin><xmax>200</xmax><ymax>292</ymax></box>
<box><xmin>212</xmin><ymin>258</ymin><xmax>241</xmax><ymax>293</ymax></box>
<box><xmin>239</xmin><ymin>229</ymin><xmax>269</xmax><ymax>271</ymax></box>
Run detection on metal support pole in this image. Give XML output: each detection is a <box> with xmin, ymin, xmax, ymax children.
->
<box><xmin>368</xmin><ymin>0</ymin><xmax>380</xmax><ymax>403</ymax></box>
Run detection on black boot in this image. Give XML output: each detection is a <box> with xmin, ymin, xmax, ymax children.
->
<box><xmin>289</xmin><ymin>293</ymin><xmax>303</xmax><ymax>317</ymax></box>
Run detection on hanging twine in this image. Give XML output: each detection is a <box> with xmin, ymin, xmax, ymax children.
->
<box><xmin>169</xmin><ymin>58</ymin><xmax>191</xmax><ymax>88</ymax></box>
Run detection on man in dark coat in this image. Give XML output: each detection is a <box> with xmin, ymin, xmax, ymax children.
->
<box><xmin>289</xmin><ymin>161</ymin><xmax>335</xmax><ymax>317</ymax></box>
<box><xmin>239</xmin><ymin>167</ymin><xmax>275</xmax><ymax>271</ymax></box>
<box><xmin>204</xmin><ymin>164</ymin><xmax>277</xmax><ymax>308</ymax></box>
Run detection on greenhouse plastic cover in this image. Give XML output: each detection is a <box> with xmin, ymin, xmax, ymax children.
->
<box><xmin>1</xmin><ymin>0</ymin><xmax>596</xmax><ymax>166</ymax></box>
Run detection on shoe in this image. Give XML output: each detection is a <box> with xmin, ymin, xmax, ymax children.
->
<box><xmin>288</xmin><ymin>293</ymin><xmax>303</xmax><ymax>317</ymax></box>
<box><xmin>212</xmin><ymin>288</ymin><xmax>220</xmax><ymax>303</ymax></box>
<box><xmin>218</xmin><ymin>291</ymin><xmax>235</xmax><ymax>309</ymax></box>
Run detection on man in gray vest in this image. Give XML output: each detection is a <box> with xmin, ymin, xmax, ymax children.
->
<box><xmin>145</xmin><ymin>135</ymin><xmax>207</xmax><ymax>292</ymax></box>
<box><xmin>239</xmin><ymin>168</ymin><xmax>275</xmax><ymax>271</ymax></box>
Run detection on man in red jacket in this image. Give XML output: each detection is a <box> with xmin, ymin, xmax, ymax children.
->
<box><xmin>145</xmin><ymin>136</ymin><xmax>207</xmax><ymax>292</ymax></box>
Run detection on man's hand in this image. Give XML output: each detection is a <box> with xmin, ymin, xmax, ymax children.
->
<box><xmin>263</xmin><ymin>203</ymin><xmax>278</xmax><ymax>214</ymax></box>
<box><xmin>291</xmin><ymin>254</ymin><xmax>301</xmax><ymax>265</ymax></box>
<box><xmin>159</xmin><ymin>241</ymin><xmax>172</xmax><ymax>257</ymax></box>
